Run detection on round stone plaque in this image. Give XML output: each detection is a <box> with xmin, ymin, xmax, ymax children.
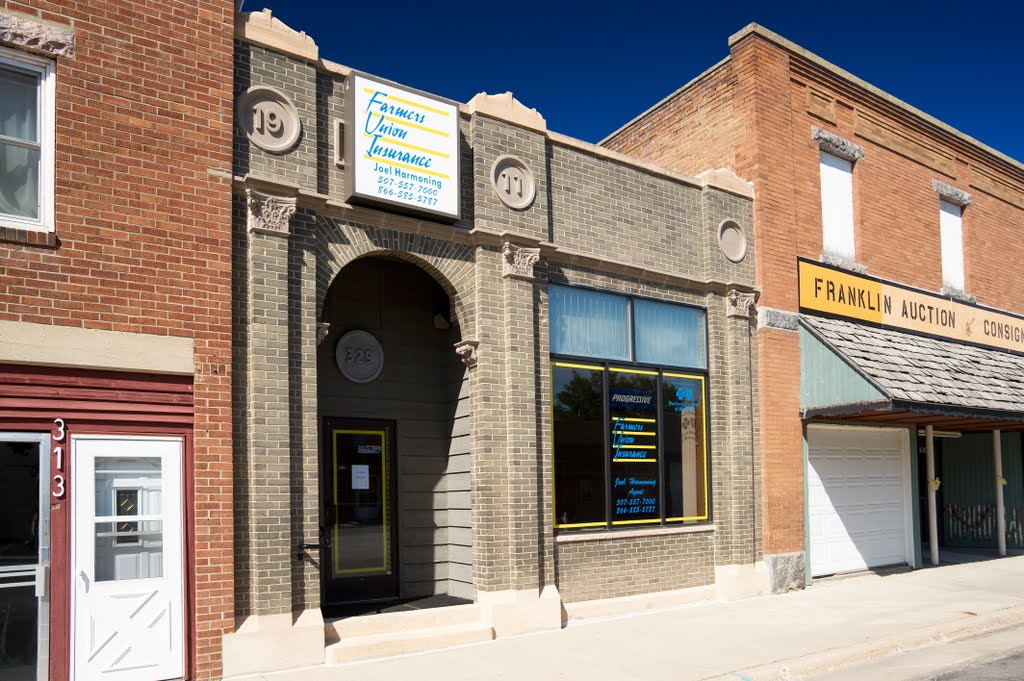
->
<box><xmin>491</xmin><ymin>155</ymin><xmax>536</xmax><ymax>210</ymax></box>
<box><xmin>335</xmin><ymin>330</ymin><xmax>384</xmax><ymax>383</ymax></box>
<box><xmin>718</xmin><ymin>219</ymin><xmax>748</xmax><ymax>263</ymax></box>
<box><xmin>236</xmin><ymin>85</ymin><xmax>302</xmax><ymax>153</ymax></box>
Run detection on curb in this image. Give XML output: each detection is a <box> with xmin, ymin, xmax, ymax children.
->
<box><xmin>709</xmin><ymin>604</ymin><xmax>1024</xmax><ymax>681</ymax></box>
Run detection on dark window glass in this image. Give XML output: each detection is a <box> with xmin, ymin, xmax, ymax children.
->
<box><xmin>552</xmin><ymin>364</ymin><xmax>606</xmax><ymax>526</ymax></box>
<box><xmin>608</xmin><ymin>369</ymin><xmax>660</xmax><ymax>524</ymax></box>
<box><xmin>663</xmin><ymin>375</ymin><xmax>708</xmax><ymax>520</ymax></box>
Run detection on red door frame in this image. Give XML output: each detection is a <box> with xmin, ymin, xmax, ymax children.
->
<box><xmin>0</xmin><ymin>365</ymin><xmax>197</xmax><ymax>681</ymax></box>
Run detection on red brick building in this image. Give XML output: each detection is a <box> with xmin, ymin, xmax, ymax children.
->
<box><xmin>605</xmin><ymin>24</ymin><xmax>1024</xmax><ymax>590</ymax></box>
<box><xmin>0</xmin><ymin>2</ymin><xmax>235</xmax><ymax>680</ymax></box>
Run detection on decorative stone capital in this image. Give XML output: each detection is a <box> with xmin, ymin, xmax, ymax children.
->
<box><xmin>454</xmin><ymin>339</ymin><xmax>479</xmax><ymax>368</ymax></box>
<box><xmin>933</xmin><ymin>179</ymin><xmax>972</xmax><ymax>208</ymax></box>
<box><xmin>0</xmin><ymin>12</ymin><xmax>75</xmax><ymax>58</ymax></box>
<box><xmin>726</xmin><ymin>290</ymin><xmax>757</xmax><ymax>319</ymax></box>
<box><xmin>246</xmin><ymin>187</ymin><xmax>297</xmax><ymax>236</ymax></box>
<box><xmin>812</xmin><ymin>126</ymin><xmax>864</xmax><ymax>162</ymax></box>
<box><xmin>501</xmin><ymin>242</ymin><xmax>540</xmax><ymax>280</ymax></box>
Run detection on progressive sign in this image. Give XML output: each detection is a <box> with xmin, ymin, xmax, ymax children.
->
<box><xmin>798</xmin><ymin>258</ymin><xmax>1024</xmax><ymax>355</ymax></box>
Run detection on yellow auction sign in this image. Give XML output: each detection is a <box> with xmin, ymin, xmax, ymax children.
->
<box><xmin>798</xmin><ymin>258</ymin><xmax>1024</xmax><ymax>355</ymax></box>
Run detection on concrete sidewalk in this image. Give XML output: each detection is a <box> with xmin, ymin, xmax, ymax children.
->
<box><xmin>235</xmin><ymin>555</ymin><xmax>1024</xmax><ymax>681</ymax></box>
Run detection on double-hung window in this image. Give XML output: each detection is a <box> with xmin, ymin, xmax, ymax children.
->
<box><xmin>0</xmin><ymin>47</ymin><xmax>55</xmax><ymax>233</ymax></box>
<box><xmin>549</xmin><ymin>284</ymin><xmax>710</xmax><ymax>530</ymax></box>
<box><xmin>819</xmin><ymin>151</ymin><xmax>855</xmax><ymax>262</ymax></box>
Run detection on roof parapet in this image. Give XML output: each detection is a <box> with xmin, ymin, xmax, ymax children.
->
<box><xmin>465</xmin><ymin>92</ymin><xmax>546</xmax><ymax>132</ymax></box>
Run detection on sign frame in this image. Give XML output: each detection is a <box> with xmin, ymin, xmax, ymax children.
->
<box><xmin>344</xmin><ymin>71</ymin><xmax>461</xmax><ymax>222</ymax></box>
<box><xmin>798</xmin><ymin>257</ymin><xmax>1024</xmax><ymax>356</ymax></box>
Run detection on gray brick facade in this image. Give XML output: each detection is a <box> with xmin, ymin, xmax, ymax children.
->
<box><xmin>228</xmin><ymin>18</ymin><xmax>759</xmax><ymax>666</ymax></box>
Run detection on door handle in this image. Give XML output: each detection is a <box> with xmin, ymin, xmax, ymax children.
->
<box><xmin>78</xmin><ymin>569</ymin><xmax>90</xmax><ymax>594</ymax></box>
<box><xmin>296</xmin><ymin>542</ymin><xmax>330</xmax><ymax>560</ymax></box>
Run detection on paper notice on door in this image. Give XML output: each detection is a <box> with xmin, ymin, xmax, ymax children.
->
<box><xmin>351</xmin><ymin>464</ymin><xmax>370</xmax><ymax>490</ymax></box>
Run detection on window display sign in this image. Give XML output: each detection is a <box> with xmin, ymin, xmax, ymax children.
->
<box><xmin>609</xmin><ymin>369</ymin><xmax>659</xmax><ymax>523</ymax></box>
<box><xmin>346</xmin><ymin>74</ymin><xmax>460</xmax><ymax>220</ymax></box>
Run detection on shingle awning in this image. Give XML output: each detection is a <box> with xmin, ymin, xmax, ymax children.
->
<box><xmin>800</xmin><ymin>315</ymin><xmax>1024</xmax><ymax>431</ymax></box>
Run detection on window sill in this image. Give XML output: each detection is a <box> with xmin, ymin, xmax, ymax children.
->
<box><xmin>0</xmin><ymin>225</ymin><xmax>58</xmax><ymax>248</ymax></box>
<box><xmin>555</xmin><ymin>522</ymin><xmax>716</xmax><ymax>543</ymax></box>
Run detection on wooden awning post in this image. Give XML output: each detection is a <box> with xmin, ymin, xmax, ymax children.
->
<box><xmin>994</xmin><ymin>429</ymin><xmax>1007</xmax><ymax>556</ymax></box>
<box><xmin>926</xmin><ymin>425</ymin><xmax>939</xmax><ymax>566</ymax></box>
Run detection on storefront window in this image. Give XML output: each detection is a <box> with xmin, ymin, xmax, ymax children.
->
<box><xmin>549</xmin><ymin>285</ymin><xmax>710</xmax><ymax>530</ymax></box>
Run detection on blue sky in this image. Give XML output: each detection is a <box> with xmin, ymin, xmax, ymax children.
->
<box><xmin>250</xmin><ymin>1</ymin><xmax>1024</xmax><ymax>163</ymax></box>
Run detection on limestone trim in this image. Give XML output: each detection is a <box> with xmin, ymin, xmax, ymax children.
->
<box><xmin>0</xmin><ymin>11</ymin><xmax>74</xmax><ymax>58</ymax></box>
<box><xmin>466</xmin><ymin>92</ymin><xmax>546</xmax><ymax>132</ymax></box>
<box><xmin>726</xmin><ymin>290</ymin><xmax>757</xmax><ymax>319</ymax></box>
<box><xmin>0</xmin><ymin>320</ymin><xmax>194</xmax><ymax>375</ymax></box>
<box><xmin>246</xmin><ymin>187</ymin><xmax>297</xmax><ymax>236</ymax></box>
<box><xmin>933</xmin><ymin>179</ymin><xmax>972</xmax><ymax>207</ymax></box>
<box><xmin>730</xmin><ymin>23</ymin><xmax>1024</xmax><ymax>179</ymax></box>
<box><xmin>812</xmin><ymin>126</ymin><xmax>864</xmax><ymax>162</ymax></box>
<box><xmin>757</xmin><ymin>307</ymin><xmax>800</xmax><ymax>332</ymax></box>
<box><xmin>453</xmin><ymin>339</ymin><xmax>479</xmax><ymax>368</ymax></box>
<box><xmin>555</xmin><ymin>523</ymin><xmax>716</xmax><ymax>543</ymax></box>
<box><xmin>235</xmin><ymin>9</ymin><xmax>317</xmax><ymax>63</ymax></box>
<box><xmin>501</xmin><ymin>242</ymin><xmax>540</xmax><ymax>280</ymax></box>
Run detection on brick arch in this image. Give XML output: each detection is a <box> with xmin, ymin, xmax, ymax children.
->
<box><xmin>316</xmin><ymin>217</ymin><xmax>476</xmax><ymax>333</ymax></box>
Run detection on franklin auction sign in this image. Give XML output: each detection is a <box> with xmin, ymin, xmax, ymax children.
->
<box><xmin>346</xmin><ymin>74</ymin><xmax>460</xmax><ymax>220</ymax></box>
<box><xmin>798</xmin><ymin>258</ymin><xmax>1024</xmax><ymax>354</ymax></box>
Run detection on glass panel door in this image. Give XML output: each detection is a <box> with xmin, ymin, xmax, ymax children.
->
<box><xmin>322</xmin><ymin>422</ymin><xmax>397</xmax><ymax>606</ymax></box>
<box><xmin>0</xmin><ymin>433</ymin><xmax>49</xmax><ymax>681</ymax></box>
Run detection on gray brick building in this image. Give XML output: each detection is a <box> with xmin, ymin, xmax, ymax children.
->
<box><xmin>223</xmin><ymin>10</ymin><xmax>763</xmax><ymax>675</ymax></box>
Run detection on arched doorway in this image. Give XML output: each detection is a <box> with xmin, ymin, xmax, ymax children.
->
<box><xmin>316</xmin><ymin>256</ymin><xmax>472</xmax><ymax>613</ymax></box>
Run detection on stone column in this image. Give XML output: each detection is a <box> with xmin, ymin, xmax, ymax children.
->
<box><xmin>714</xmin><ymin>290</ymin><xmax>766</xmax><ymax>599</ymax></box>
<box><xmin>470</xmin><ymin>243</ymin><xmax>560</xmax><ymax>635</ymax></box>
<box><xmin>222</xmin><ymin>184</ymin><xmax>323</xmax><ymax>676</ymax></box>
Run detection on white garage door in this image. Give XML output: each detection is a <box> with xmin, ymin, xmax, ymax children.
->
<box><xmin>808</xmin><ymin>426</ymin><xmax>909</xmax><ymax>577</ymax></box>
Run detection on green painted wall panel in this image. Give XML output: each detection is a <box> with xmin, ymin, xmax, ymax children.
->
<box><xmin>940</xmin><ymin>432</ymin><xmax>1023</xmax><ymax>549</ymax></box>
<box><xmin>800</xmin><ymin>326</ymin><xmax>886</xmax><ymax>409</ymax></box>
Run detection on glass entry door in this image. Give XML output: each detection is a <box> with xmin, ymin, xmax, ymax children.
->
<box><xmin>322</xmin><ymin>422</ymin><xmax>397</xmax><ymax>606</ymax></box>
<box><xmin>0</xmin><ymin>433</ymin><xmax>49</xmax><ymax>681</ymax></box>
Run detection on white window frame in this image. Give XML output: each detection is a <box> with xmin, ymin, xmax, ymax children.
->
<box><xmin>939</xmin><ymin>199</ymin><xmax>965</xmax><ymax>292</ymax></box>
<box><xmin>819</xmin><ymin>150</ymin><xmax>856</xmax><ymax>261</ymax></box>
<box><xmin>0</xmin><ymin>46</ymin><xmax>55</xmax><ymax>233</ymax></box>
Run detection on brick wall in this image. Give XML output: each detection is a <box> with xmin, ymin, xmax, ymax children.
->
<box><xmin>555</xmin><ymin>529</ymin><xmax>715</xmax><ymax>602</ymax></box>
<box><xmin>0</xmin><ymin>2</ymin><xmax>235</xmax><ymax>677</ymax></box>
<box><xmin>603</xmin><ymin>27</ymin><xmax>1024</xmax><ymax>566</ymax></box>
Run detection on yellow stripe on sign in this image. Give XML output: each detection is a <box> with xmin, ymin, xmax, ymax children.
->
<box><xmin>609</xmin><ymin>367</ymin><xmax>658</xmax><ymax>375</ymax></box>
<box><xmin>363</xmin><ymin>132</ymin><xmax>449</xmax><ymax>159</ymax></box>
<box><xmin>379</xmin><ymin>114</ymin><xmax>449</xmax><ymax>137</ymax></box>
<box><xmin>388</xmin><ymin>93</ymin><xmax>451</xmax><ymax>116</ymax></box>
<box><xmin>364</xmin><ymin>155</ymin><xmax>450</xmax><ymax>179</ymax></box>
<box><xmin>614</xmin><ymin>444</ymin><xmax>656</xmax><ymax>450</ymax></box>
<box><xmin>612</xmin><ymin>417</ymin><xmax>656</xmax><ymax>423</ymax></box>
<box><xmin>612</xmin><ymin>458</ymin><xmax>657</xmax><ymax>463</ymax></box>
<box><xmin>363</xmin><ymin>87</ymin><xmax>452</xmax><ymax>117</ymax></box>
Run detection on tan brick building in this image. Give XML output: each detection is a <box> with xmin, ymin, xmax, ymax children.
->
<box><xmin>222</xmin><ymin>10</ymin><xmax>764</xmax><ymax>677</ymax></box>
<box><xmin>0</xmin><ymin>2</ymin><xmax>235</xmax><ymax>680</ymax></box>
<box><xmin>605</xmin><ymin>24</ymin><xmax>1024</xmax><ymax>590</ymax></box>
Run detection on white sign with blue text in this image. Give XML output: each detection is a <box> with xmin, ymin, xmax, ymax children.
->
<box><xmin>349</xmin><ymin>74</ymin><xmax>459</xmax><ymax>220</ymax></box>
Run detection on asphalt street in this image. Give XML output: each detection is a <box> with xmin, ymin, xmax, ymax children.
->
<box><xmin>931</xmin><ymin>649</ymin><xmax>1024</xmax><ymax>681</ymax></box>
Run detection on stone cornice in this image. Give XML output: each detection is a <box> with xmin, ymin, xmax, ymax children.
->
<box><xmin>231</xmin><ymin>174</ymin><xmax>758</xmax><ymax>297</ymax></box>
